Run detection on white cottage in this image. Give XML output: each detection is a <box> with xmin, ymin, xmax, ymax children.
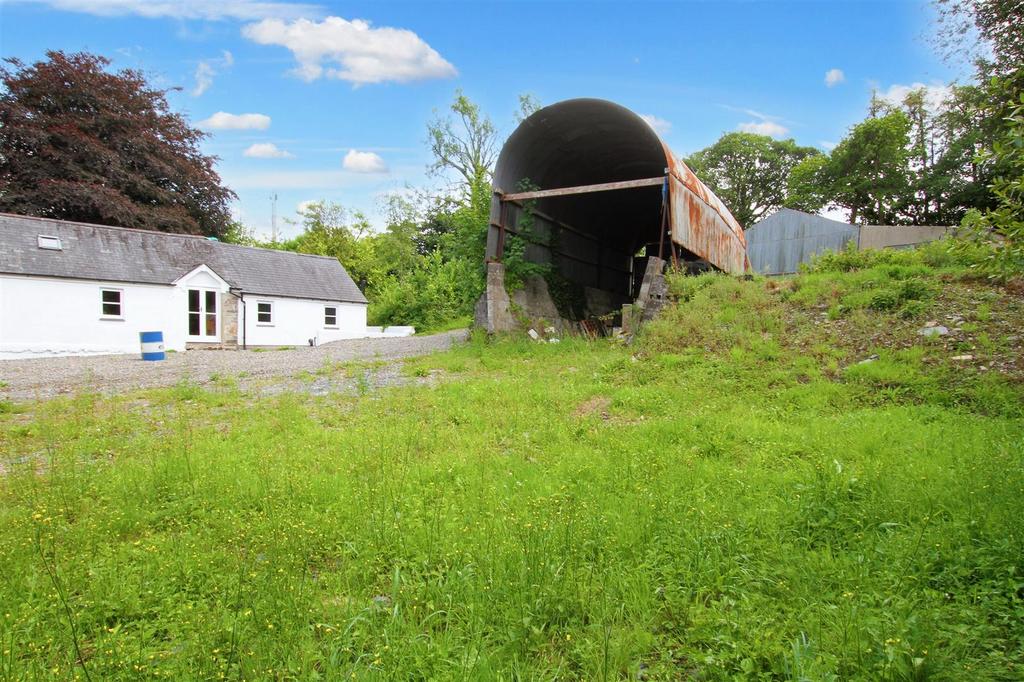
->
<box><xmin>0</xmin><ymin>213</ymin><xmax>368</xmax><ymax>359</ymax></box>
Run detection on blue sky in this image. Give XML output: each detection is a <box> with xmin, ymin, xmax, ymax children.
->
<box><xmin>1</xmin><ymin>0</ymin><xmax>960</xmax><ymax>238</ymax></box>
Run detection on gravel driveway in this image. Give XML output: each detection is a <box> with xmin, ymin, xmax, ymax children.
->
<box><xmin>0</xmin><ymin>330</ymin><xmax>469</xmax><ymax>401</ymax></box>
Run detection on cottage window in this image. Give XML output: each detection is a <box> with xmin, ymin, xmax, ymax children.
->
<box><xmin>100</xmin><ymin>289</ymin><xmax>123</xmax><ymax>318</ymax></box>
<box><xmin>324</xmin><ymin>306</ymin><xmax>337</xmax><ymax>327</ymax></box>
<box><xmin>257</xmin><ymin>301</ymin><xmax>273</xmax><ymax>324</ymax></box>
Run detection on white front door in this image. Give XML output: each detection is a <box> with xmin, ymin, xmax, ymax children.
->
<box><xmin>187</xmin><ymin>288</ymin><xmax>219</xmax><ymax>341</ymax></box>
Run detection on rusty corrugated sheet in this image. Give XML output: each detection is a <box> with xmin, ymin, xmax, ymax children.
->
<box><xmin>490</xmin><ymin>98</ymin><xmax>749</xmax><ymax>283</ymax></box>
<box><xmin>665</xmin><ymin>149</ymin><xmax>748</xmax><ymax>274</ymax></box>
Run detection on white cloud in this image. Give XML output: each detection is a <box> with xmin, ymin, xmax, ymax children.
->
<box><xmin>738</xmin><ymin>120</ymin><xmax>789</xmax><ymax>137</ymax></box>
<box><xmin>728</xmin><ymin>105</ymin><xmax>790</xmax><ymax>138</ymax></box>
<box><xmin>825</xmin><ymin>68</ymin><xmax>845</xmax><ymax>87</ymax></box>
<box><xmin>16</xmin><ymin>0</ymin><xmax>319</xmax><ymax>20</ymax></box>
<box><xmin>876</xmin><ymin>82</ymin><xmax>952</xmax><ymax>113</ymax></box>
<box><xmin>297</xmin><ymin>200</ymin><xmax>318</xmax><ymax>213</ymax></box>
<box><xmin>819</xmin><ymin>140</ymin><xmax>838</xmax><ymax>151</ymax></box>
<box><xmin>193</xmin><ymin>62</ymin><xmax>215</xmax><ymax>97</ymax></box>
<box><xmin>243</xmin><ymin>142</ymin><xmax>294</xmax><ymax>158</ymax></box>
<box><xmin>639</xmin><ymin>114</ymin><xmax>672</xmax><ymax>136</ymax></box>
<box><xmin>192</xmin><ymin>50</ymin><xmax>233</xmax><ymax>97</ymax></box>
<box><xmin>199</xmin><ymin>111</ymin><xmax>271</xmax><ymax>130</ymax></box>
<box><xmin>343</xmin><ymin>149</ymin><xmax>388</xmax><ymax>173</ymax></box>
<box><xmin>242</xmin><ymin>16</ymin><xmax>457</xmax><ymax>85</ymax></box>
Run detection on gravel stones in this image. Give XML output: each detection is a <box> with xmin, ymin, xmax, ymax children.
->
<box><xmin>0</xmin><ymin>330</ymin><xmax>469</xmax><ymax>401</ymax></box>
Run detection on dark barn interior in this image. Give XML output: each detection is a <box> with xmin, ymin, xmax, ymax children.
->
<box><xmin>488</xmin><ymin>98</ymin><xmax>675</xmax><ymax>310</ymax></box>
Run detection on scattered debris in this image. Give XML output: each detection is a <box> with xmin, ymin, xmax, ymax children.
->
<box><xmin>578</xmin><ymin>319</ymin><xmax>602</xmax><ymax>340</ymax></box>
<box><xmin>918</xmin><ymin>325</ymin><xmax>949</xmax><ymax>337</ymax></box>
<box><xmin>528</xmin><ymin>326</ymin><xmax>562</xmax><ymax>343</ymax></box>
<box><xmin>951</xmin><ymin>354</ymin><xmax>974</xmax><ymax>361</ymax></box>
<box><xmin>857</xmin><ymin>354</ymin><xmax>880</xmax><ymax>365</ymax></box>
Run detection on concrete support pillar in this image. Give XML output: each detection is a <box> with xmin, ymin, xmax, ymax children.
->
<box><xmin>473</xmin><ymin>261</ymin><xmax>517</xmax><ymax>333</ymax></box>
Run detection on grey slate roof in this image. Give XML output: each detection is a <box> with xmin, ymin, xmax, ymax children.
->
<box><xmin>0</xmin><ymin>213</ymin><xmax>367</xmax><ymax>304</ymax></box>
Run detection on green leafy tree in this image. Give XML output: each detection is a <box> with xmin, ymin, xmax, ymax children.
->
<box><xmin>959</xmin><ymin>70</ymin><xmax>1024</xmax><ymax>279</ymax></box>
<box><xmin>221</xmin><ymin>220</ymin><xmax>260</xmax><ymax>246</ymax></box>
<box><xmin>875</xmin><ymin>84</ymin><xmax>1006</xmax><ymax>225</ymax></box>
<box><xmin>376</xmin><ymin>193</ymin><xmax>424</xmax><ymax>276</ymax></box>
<box><xmin>926</xmin><ymin>83</ymin><xmax>1000</xmax><ymax>220</ymax></box>
<box><xmin>280</xmin><ymin>201</ymin><xmax>377</xmax><ymax>291</ymax></box>
<box><xmin>368</xmin><ymin>251</ymin><xmax>479</xmax><ymax>331</ymax></box>
<box><xmin>515</xmin><ymin>93</ymin><xmax>542</xmax><ymax>123</ymax></box>
<box><xmin>788</xmin><ymin>112</ymin><xmax>912</xmax><ymax>224</ymax></box>
<box><xmin>685</xmin><ymin>132</ymin><xmax>820</xmax><ymax>228</ymax></box>
<box><xmin>785</xmin><ymin>155</ymin><xmax>832</xmax><ymax>214</ymax></box>
<box><xmin>427</xmin><ymin>90</ymin><xmax>498</xmax><ymax>194</ymax></box>
<box><xmin>789</xmin><ymin>85</ymin><xmax>1001</xmax><ymax>226</ymax></box>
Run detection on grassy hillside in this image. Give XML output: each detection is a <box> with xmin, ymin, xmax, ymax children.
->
<box><xmin>1</xmin><ymin>245</ymin><xmax>1022</xmax><ymax>680</ymax></box>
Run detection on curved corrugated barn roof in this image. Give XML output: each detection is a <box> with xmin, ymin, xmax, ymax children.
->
<box><xmin>488</xmin><ymin>98</ymin><xmax>746</xmax><ymax>302</ymax></box>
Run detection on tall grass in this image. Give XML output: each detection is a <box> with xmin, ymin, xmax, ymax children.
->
<box><xmin>0</xmin><ymin>271</ymin><xmax>1022</xmax><ymax>679</ymax></box>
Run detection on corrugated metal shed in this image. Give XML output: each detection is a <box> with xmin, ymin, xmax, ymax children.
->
<box><xmin>859</xmin><ymin>224</ymin><xmax>951</xmax><ymax>250</ymax></box>
<box><xmin>745</xmin><ymin>209</ymin><xmax>859</xmax><ymax>275</ymax></box>
<box><xmin>488</xmin><ymin>98</ymin><xmax>746</xmax><ymax>303</ymax></box>
<box><xmin>0</xmin><ymin>213</ymin><xmax>367</xmax><ymax>303</ymax></box>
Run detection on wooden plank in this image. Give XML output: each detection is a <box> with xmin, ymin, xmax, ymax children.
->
<box><xmin>502</xmin><ymin>176</ymin><xmax>665</xmax><ymax>202</ymax></box>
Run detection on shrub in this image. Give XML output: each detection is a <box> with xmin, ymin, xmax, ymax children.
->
<box><xmin>642</xmin><ymin>274</ymin><xmax>781</xmax><ymax>354</ymax></box>
<box><xmin>803</xmin><ymin>237</ymin><xmax>1009</xmax><ymax>276</ymax></box>
<box><xmin>665</xmin><ymin>271</ymin><xmax>720</xmax><ymax>302</ymax></box>
<box><xmin>369</xmin><ymin>251</ymin><xmax>481</xmax><ymax>331</ymax></box>
<box><xmin>867</xmin><ymin>288</ymin><xmax>900</xmax><ymax>312</ymax></box>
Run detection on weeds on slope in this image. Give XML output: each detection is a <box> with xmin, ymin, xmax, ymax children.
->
<box><xmin>0</xmin><ymin>258</ymin><xmax>1022</xmax><ymax>680</ymax></box>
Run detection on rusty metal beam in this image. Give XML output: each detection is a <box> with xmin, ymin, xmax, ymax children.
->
<box><xmin>502</xmin><ymin>176</ymin><xmax>665</xmax><ymax>202</ymax></box>
<box><xmin>501</xmin><ymin>198</ymin><xmax>599</xmax><ymax>245</ymax></box>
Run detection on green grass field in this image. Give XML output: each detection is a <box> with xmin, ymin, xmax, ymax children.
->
<box><xmin>1</xmin><ymin>252</ymin><xmax>1022</xmax><ymax>680</ymax></box>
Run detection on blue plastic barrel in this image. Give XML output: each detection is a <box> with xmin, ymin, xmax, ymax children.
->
<box><xmin>139</xmin><ymin>331</ymin><xmax>165</xmax><ymax>361</ymax></box>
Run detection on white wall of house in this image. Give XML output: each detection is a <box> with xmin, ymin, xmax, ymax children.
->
<box><xmin>0</xmin><ymin>274</ymin><xmax>187</xmax><ymax>359</ymax></box>
<box><xmin>241</xmin><ymin>296</ymin><xmax>367</xmax><ymax>347</ymax></box>
<box><xmin>174</xmin><ymin>266</ymin><xmax>232</xmax><ymax>345</ymax></box>
<box><xmin>0</xmin><ymin>274</ymin><xmax>368</xmax><ymax>359</ymax></box>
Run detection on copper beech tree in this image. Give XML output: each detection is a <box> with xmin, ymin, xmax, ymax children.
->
<box><xmin>0</xmin><ymin>51</ymin><xmax>234</xmax><ymax>237</ymax></box>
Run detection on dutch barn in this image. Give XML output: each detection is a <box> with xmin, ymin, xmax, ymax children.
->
<box><xmin>478</xmin><ymin>98</ymin><xmax>747</xmax><ymax>330</ymax></box>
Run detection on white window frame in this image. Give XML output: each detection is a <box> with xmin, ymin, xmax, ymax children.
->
<box><xmin>186</xmin><ymin>287</ymin><xmax>221</xmax><ymax>342</ymax></box>
<box><xmin>100</xmin><ymin>287</ymin><xmax>124</xmax><ymax>320</ymax></box>
<box><xmin>324</xmin><ymin>305</ymin><xmax>338</xmax><ymax>329</ymax></box>
<box><xmin>256</xmin><ymin>300</ymin><xmax>274</xmax><ymax>326</ymax></box>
